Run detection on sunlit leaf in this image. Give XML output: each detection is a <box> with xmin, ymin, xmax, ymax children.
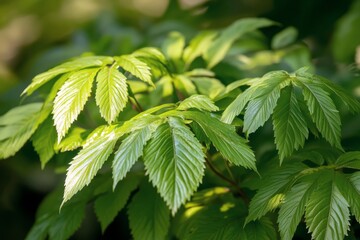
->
<box><xmin>53</xmin><ymin>68</ymin><xmax>99</xmax><ymax>142</ymax></box>
<box><xmin>95</xmin><ymin>64</ymin><xmax>128</xmax><ymax>123</ymax></box>
<box><xmin>162</xmin><ymin>31</ymin><xmax>185</xmax><ymax>61</ymax></box>
<box><xmin>115</xmin><ymin>55</ymin><xmax>153</xmax><ymax>86</ymax></box>
<box><xmin>143</xmin><ymin>117</ymin><xmax>206</xmax><ymax>214</ymax></box>
<box><xmin>177</xmin><ymin>95</ymin><xmax>219</xmax><ymax>112</ymax></box>
<box><xmin>183</xmin><ymin>31</ymin><xmax>217</xmax><ymax>66</ymax></box>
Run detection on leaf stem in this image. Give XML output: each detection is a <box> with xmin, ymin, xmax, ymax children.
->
<box><xmin>128</xmin><ymin>86</ymin><xmax>144</xmax><ymax>112</ymax></box>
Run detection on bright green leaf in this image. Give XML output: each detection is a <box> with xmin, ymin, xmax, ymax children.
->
<box><xmin>336</xmin><ymin>151</ymin><xmax>360</xmax><ymax>170</ymax></box>
<box><xmin>128</xmin><ymin>181</ymin><xmax>170</xmax><ymax>240</ymax></box>
<box><xmin>54</xmin><ymin>127</ymin><xmax>87</xmax><ymax>152</ymax></box>
<box><xmin>273</xmin><ymin>86</ymin><xmax>308</xmax><ymax>162</ymax></box>
<box><xmin>183</xmin><ymin>31</ymin><xmax>217</xmax><ymax>66</ymax></box>
<box><xmin>143</xmin><ymin>117</ymin><xmax>206</xmax><ymax>214</ymax></box>
<box><xmin>53</xmin><ymin>68</ymin><xmax>99</xmax><ymax>142</ymax></box>
<box><xmin>177</xmin><ymin>94</ymin><xmax>219</xmax><ymax>112</ymax></box>
<box><xmin>95</xmin><ymin>64</ymin><xmax>128</xmax><ymax>123</ymax></box>
<box><xmin>22</xmin><ymin>56</ymin><xmax>113</xmax><ymax>95</ymax></box>
<box><xmin>115</xmin><ymin>55</ymin><xmax>153</xmax><ymax>86</ymax></box>
<box><xmin>162</xmin><ymin>31</ymin><xmax>185</xmax><ymax>61</ymax></box>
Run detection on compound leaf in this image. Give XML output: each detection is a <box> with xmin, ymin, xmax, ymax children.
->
<box><xmin>115</xmin><ymin>55</ymin><xmax>153</xmax><ymax>86</ymax></box>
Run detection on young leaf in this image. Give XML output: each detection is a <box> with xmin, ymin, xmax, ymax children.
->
<box><xmin>335</xmin><ymin>151</ymin><xmax>360</xmax><ymax>170</ymax></box>
<box><xmin>143</xmin><ymin>117</ymin><xmax>206</xmax><ymax>214</ymax></box>
<box><xmin>174</xmin><ymin>75</ymin><xmax>197</xmax><ymax>96</ymax></box>
<box><xmin>204</xmin><ymin>18</ymin><xmax>275</xmax><ymax>68</ymax></box>
<box><xmin>246</xmin><ymin>163</ymin><xmax>306</xmax><ymax>224</ymax></box>
<box><xmin>278</xmin><ymin>181</ymin><xmax>316</xmax><ymax>240</ymax></box>
<box><xmin>296</xmin><ymin>79</ymin><xmax>342</xmax><ymax>149</ymax></box>
<box><xmin>53</xmin><ymin>68</ymin><xmax>99</xmax><ymax>141</ymax></box>
<box><xmin>177</xmin><ymin>94</ymin><xmax>219</xmax><ymax>112</ymax></box>
<box><xmin>305</xmin><ymin>178</ymin><xmax>350</xmax><ymax>240</ymax></box>
<box><xmin>183</xmin><ymin>31</ymin><xmax>217</xmax><ymax>66</ymax></box>
<box><xmin>132</xmin><ymin>47</ymin><xmax>168</xmax><ymax>75</ymax></box>
<box><xmin>273</xmin><ymin>86</ymin><xmax>308</xmax><ymax>162</ymax></box>
<box><xmin>94</xmin><ymin>175</ymin><xmax>141</xmax><ymax>232</ymax></box>
<box><xmin>22</xmin><ymin>56</ymin><xmax>113</xmax><ymax>95</ymax></box>
<box><xmin>0</xmin><ymin>103</ymin><xmax>42</xmax><ymax>159</ymax></box>
<box><xmin>112</xmin><ymin>122</ymin><xmax>161</xmax><ymax>189</ymax></box>
<box><xmin>115</xmin><ymin>55</ymin><xmax>153</xmax><ymax>86</ymax></box>
<box><xmin>183</xmin><ymin>111</ymin><xmax>256</xmax><ymax>171</ymax></box>
<box><xmin>128</xmin><ymin>181</ymin><xmax>170</xmax><ymax>240</ymax></box>
<box><xmin>54</xmin><ymin>127</ymin><xmax>87</xmax><ymax>152</ymax></box>
<box><xmin>162</xmin><ymin>31</ymin><xmax>185</xmax><ymax>61</ymax></box>
<box><xmin>243</xmin><ymin>73</ymin><xmax>290</xmax><ymax>134</ymax></box>
<box><xmin>95</xmin><ymin>64</ymin><xmax>128</xmax><ymax>123</ymax></box>
<box><xmin>62</xmin><ymin>126</ymin><xmax>118</xmax><ymax>204</ymax></box>
<box><xmin>32</xmin><ymin>116</ymin><xmax>57</xmax><ymax>168</ymax></box>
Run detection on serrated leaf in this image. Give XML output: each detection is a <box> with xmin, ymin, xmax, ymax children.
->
<box><xmin>244</xmin><ymin>73</ymin><xmax>290</xmax><ymax>134</ymax></box>
<box><xmin>53</xmin><ymin>68</ymin><xmax>99</xmax><ymax>142</ymax></box>
<box><xmin>245</xmin><ymin>217</ymin><xmax>277</xmax><ymax>240</ymax></box>
<box><xmin>335</xmin><ymin>172</ymin><xmax>360</xmax><ymax>222</ymax></box>
<box><xmin>305</xmin><ymin>177</ymin><xmax>350</xmax><ymax>240</ymax></box>
<box><xmin>273</xmin><ymin>86</ymin><xmax>308</xmax><ymax>162</ymax></box>
<box><xmin>0</xmin><ymin>103</ymin><xmax>42</xmax><ymax>159</ymax></box>
<box><xmin>182</xmin><ymin>111</ymin><xmax>256</xmax><ymax>171</ymax></box>
<box><xmin>296</xmin><ymin>70</ymin><xmax>360</xmax><ymax>113</ymax></box>
<box><xmin>62</xmin><ymin>126</ymin><xmax>118</xmax><ymax>205</ymax></box>
<box><xmin>94</xmin><ymin>175</ymin><xmax>141</xmax><ymax>232</ymax></box>
<box><xmin>128</xmin><ymin>181</ymin><xmax>170</xmax><ymax>240</ymax></box>
<box><xmin>162</xmin><ymin>31</ymin><xmax>185</xmax><ymax>61</ymax></box>
<box><xmin>191</xmin><ymin>77</ymin><xmax>225</xmax><ymax>99</ymax></box>
<box><xmin>115</xmin><ymin>55</ymin><xmax>153</xmax><ymax>86</ymax></box>
<box><xmin>246</xmin><ymin>163</ymin><xmax>306</xmax><ymax>224</ymax></box>
<box><xmin>174</xmin><ymin>75</ymin><xmax>197</xmax><ymax>96</ymax></box>
<box><xmin>54</xmin><ymin>127</ymin><xmax>87</xmax><ymax>152</ymax></box>
<box><xmin>183</xmin><ymin>31</ymin><xmax>217</xmax><ymax>66</ymax></box>
<box><xmin>22</xmin><ymin>56</ymin><xmax>113</xmax><ymax>95</ymax></box>
<box><xmin>25</xmin><ymin>214</ymin><xmax>55</xmax><ymax>240</ymax></box>
<box><xmin>204</xmin><ymin>18</ymin><xmax>275</xmax><ymax>68</ymax></box>
<box><xmin>278</xmin><ymin>181</ymin><xmax>316</xmax><ymax>240</ymax></box>
<box><xmin>177</xmin><ymin>95</ymin><xmax>219</xmax><ymax>112</ymax></box>
<box><xmin>95</xmin><ymin>64</ymin><xmax>128</xmax><ymax>123</ymax></box>
<box><xmin>143</xmin><ymin>117</ymin><xmax>206</xmax><ymax>214</ymax></box>
<box><xmin>335</xmin><ymin>151</ymin><xmax>360</xmax><ymax>170</ymax></box>
<box><xmin>132</xmin><ymin>47</ymin><xmax>168</xmax><ymax>75</ymax></box>
<box><xmin>32</xmin><ymin>116</ymin><xmax>57</xmax><ymax>168</ymax></box>
<box><xmin>48</xmin><ymin>202</ymin><xmax>86</xmax><ymax>240</ymax></box>
<box><xmin>297</xmin><ymin>79</ymin><xmax>342</xmax><ymax>149</ymax></box>
<box><xmin>112</xmin><ymin>122</ymin><xmax>161</xmax><ymax>189</ymax></box>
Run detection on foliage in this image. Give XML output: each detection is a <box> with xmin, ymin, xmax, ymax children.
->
<box><xmin>1</xmin><ymin>16</ymin><xmax>360</xmax><ymax>240</ymax></box>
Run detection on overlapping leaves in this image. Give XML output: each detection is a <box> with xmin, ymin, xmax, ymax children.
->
<box><xmin>222</xmin><ymin>68</ymin><xmax>360</xmax><ymax>162</ymax></box>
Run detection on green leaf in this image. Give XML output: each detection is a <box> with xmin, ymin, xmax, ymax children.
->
<box><xmin>25</xmin><ymin>214</ymin><xmax>55</xmax><ymax>240</ymax></box>
<box><xmin>54</xmin><ymin>127</ymin><xmax>87</xmax><ymax>152</ymax></box>
<box><xmin>335</xmin><ymin>172</ymin><xmax>360</xmax><ymax>222</ymax></box>
<box><xmin>174</xmin><ymin>75</ymin><xmax>197</xmax><ymax>96</ymax></box>
<box><xmin>95</xmin><ymin>64</ymin><xmax>128</xmax><ymax>123</ymax></box>
<box><xmin>296</xmin><ymin>79</ymin><xmax>342</xmax><ymax>149</ymax></box>
<box><xmin>94</xmin><ymin>175</ymin><xmax>141</xmax><ymax>232</ymax></box>
<box><xmin>112</xmin><ymin>122</ymin><xmax>161</xmax><ymax>189</ymax></box>
<box><xmin>177</xmin><ymin>95</ymin><xmax>219</xmax><ymax>112</ymax></box>
<box><xmin>48</xmin><ymin>202</ymin><xmax>86</xmax><ymax>240</ymax></box>
<box><xmin>53</xmin><ymin>68</ymin><xmax>99</xmax><ymax>142</ymax></box>
<box><xmin>115</xmin><ymin>55</ymin><xmax>153</xmax><ymax>86</ymax></box>
<box><xmin>162</xmin><ymin>31</ymin><xmax>185</xmax><ymax>61</ymax></box>
<box><xmin>32</xmin><ymin>116</ymin><xmax>57</xmax><ymax>168</ymax></box>
<box><xmin>335</xmin><ymin>151</ymin><xmax>360</xmax><ymax>170</ymax></box>
<box><xmin>273</xmin><ymin>86</ymin><xmax>308</xmax><ymax>162</ymax></box>
<box><xmin>22</xmin><ymin>56</ymin><xmax>113</xmax><ymax>95</ymax></box>
<box><xmin>128</xmin><ymin>181</ymin><xmax>170</xmax><ymax>240</ymax></box>
<box><xmin>183</xmin><ymin>31</ymin><xmax>217</xmax><ymax>66</ymax></box>
<box><xmin>132</xmin><ymin>47</ymin><xmax>168</xmax><ymax>75</ymax></box>
<box><xmin>246</xmin><ymin>163</ymin><xmax>306</xmax><ymax>224</ymax></box>
<box><xmin>271</xmin><ymin>26</ymin><xmax>298</xmax><ymax>49</ymax></box>
<box><xmin>296</xmin><ymin>66</ymin><xmax>360</xmax><ymax>113</ymax></box>
<box><xmin>204</xmin><ymin>18</ymin><xmax>275</xmax><ymax>68</ymax></box>
<box><xmin>245</xmin><ymin>218</ymin><xmax>277</xmax><ymax>240</ymax></box>
<box><xmin>278</xmin><ymin>181</ymin><xmax>316</xmax><ymax>240</ymax></box>
<box><xmin>191</xmin><ymin>77</ymin><xmax>225</xmax><ymax>99</ymax></box>
<box><xmin>305</xmin><ymin>177</ymin><xmax>350</xmax><ymax>240</ymax></box>
<box><xmin>143</xmin><ymin>117</ymin><xmax>206</xmax><ymax>214</ymax></box>
<box><xmin>244</xmin><ymin>72</ymin><xmax>289</xmax><ymax>134</ymax></box>
<box><xmin>0</xmin><ymin>103</ymin><xmax>42</xmax><ymax>159</ymax></box>
<box><xmin>62</xmin><ymin>125</ymin><xmax>118</xmax><ymax>205</ymax></box>
<box><xmin>183</xmin><ymin>111</ymin><xmax>256</xmax><ymax>171</ymax></box>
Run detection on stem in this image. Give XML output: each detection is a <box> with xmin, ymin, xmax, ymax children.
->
<box><xmin>205</xmin><ymin>157</ymin><xmax>249</xmax><ymax>203</ymax></box>
<box><xmin>128</xmin><ymin>86</ymin><xmax>144</xmax><ymax>112</ymax></box>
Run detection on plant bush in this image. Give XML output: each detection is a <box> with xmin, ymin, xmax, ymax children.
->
<box><xmin>1</xmin><ymin>17</ymin><xmax>360</xmax><ymax>240</ymax></box>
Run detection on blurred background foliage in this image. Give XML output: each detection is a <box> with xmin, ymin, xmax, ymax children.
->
<box><xmin>0</xmin><ymin>0</ymin><xmax>359</xmax><ymax>239</ymax></box>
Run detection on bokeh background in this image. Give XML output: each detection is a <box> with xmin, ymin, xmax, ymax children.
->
<box><xmin>0</xmin><ymin>0</ymin><xmax>359</xmax><ymax>239</ymax></box>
